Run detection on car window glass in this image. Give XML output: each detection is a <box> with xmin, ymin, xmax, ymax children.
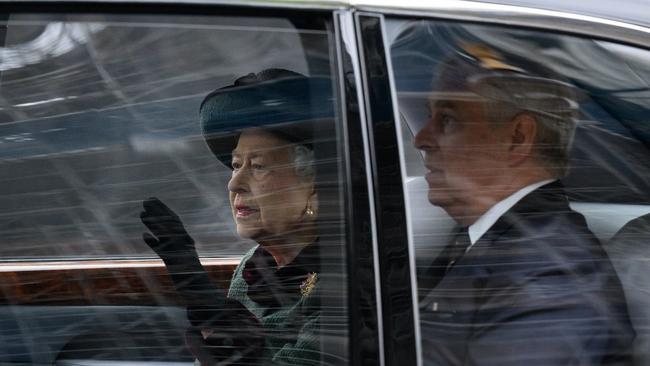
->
<box><xmin>0</xmin><ymin>13</ymin><xmax>331</xmax><ymax>259</ymax></box>
<box><xmin>388</xmin><ymin>18</ymin><xmax>650</xmax><ymax>365</ymax></box>
<box><xmin>0</xmin><ymin>11</ymin><xmax>348</xmax><ymax>366</ymax></box>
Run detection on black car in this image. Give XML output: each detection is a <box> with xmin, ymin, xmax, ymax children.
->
<box><xmin>1</xmin><ymin>1</ymin><xmax>649</xmax><ymax>365</ymax></box>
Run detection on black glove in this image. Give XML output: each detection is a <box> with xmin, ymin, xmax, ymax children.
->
<box><xmin>186</xmin><ymin>301</ymin><xmax>265</xmax><ymax>365</ymax></box>
<box><xmin>141</xmin><ymin>197</ymin><xmax>198</xmax><ymax>265</ymax></box>
<box><xmin>140</xmin><ymin>197</ymin><xmax>264</xmax><ymax>364</ymax></box>
<box><xmin>141</xmin><ymin>197</ymin><xmax>224</xmax><ymax>306</ymax></box>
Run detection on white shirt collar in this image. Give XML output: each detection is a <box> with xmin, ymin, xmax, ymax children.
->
<box><xmin>467</xmin><ymin>179</ymin><xmax>555</xmax><ymax>247</ymax></box>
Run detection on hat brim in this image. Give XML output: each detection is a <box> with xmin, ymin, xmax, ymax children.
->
<box><xmin>203</xmin><ymin>119</ymin><xmax>320</xmax><ymax>169</ymax></box>
<box><xmin>199</xmin><ymin>75</ymin><xmax>333</xmax><ymax>168</ymax></box>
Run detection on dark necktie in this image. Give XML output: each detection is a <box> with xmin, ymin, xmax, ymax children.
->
<box><xmin>444</xmin><ymin>226</ymin><xmax>471</xmax><ymax>274</ymax></box>
<box><xmin>418</xmin><ymin>226</ymin><xmax>472</xmax><ymax>300</ymax></box>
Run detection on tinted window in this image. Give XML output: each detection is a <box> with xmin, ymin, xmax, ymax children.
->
<box><xmin>1</xmin><ymin>10</ymin><xmax>348</xmax><ymax>365</ymax></box>
<box><xmin>388</xmin><ymin>18</ymin><xmax>650</xmax><ymax>365</ymax></box>
<box><xmin>1</xmin><ymin>13</ymin><xmax>334</xmax><ymax>259</ymax></box>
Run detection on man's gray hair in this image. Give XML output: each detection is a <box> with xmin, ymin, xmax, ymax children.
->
<box><xmin>481</xmin><ymin>85</ymin><xmax>578</xmax><ymax>178</ymax></box>
<box><xmin>432</xmin><ymin>45</ymin><xmax>579</xmax><ymax>178</ymax></box>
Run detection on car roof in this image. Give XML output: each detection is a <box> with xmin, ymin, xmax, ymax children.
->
<box><xmin>3</xmin><ymin>0</ymin><xmax>649</xmax><ymax>30</ymax></box>
<box><xmin>475</xmin><ymin>0</ymin><xmax>650</xmax><ymax>29</ymax></box>
<box><xmin>5</xmin><ymin>0</ymin><xmax>648</xmax><ymax>43</ymax></box>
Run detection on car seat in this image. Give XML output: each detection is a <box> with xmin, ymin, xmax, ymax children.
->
<box><xmin>606</xmin><ymin>213</ymin><xmax>650</xmax><ymax>366</ymax></box>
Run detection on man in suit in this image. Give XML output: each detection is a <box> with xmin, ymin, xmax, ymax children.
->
<box><xmin>413</xmin><ymin>44</ymin><xmax>635</xmax><ymax>365</ymax></box>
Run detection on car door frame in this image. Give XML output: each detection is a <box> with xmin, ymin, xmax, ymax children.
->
<box><xmin>0</xmin><ymin>2</ymin><xmax>388</xmax><ymax>365</ymax></box>
<box><xmin>355</xmin><ymin>2</ymin><xmax>650</xmax><ymax>366</ymax></box>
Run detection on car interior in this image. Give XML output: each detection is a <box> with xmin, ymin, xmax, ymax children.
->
<box><xmin>391</xmin><ymin>20</ymin><xmax>650</xmax><ymax>365</ymax></box>
<box><xmin>1</xmin><ymin>4</ymin><xmax>649</xmax><ymax>366</ymax></box>
<box><xmin>0</xmin><ymin>10</ymin><xmax>344</xmax><ymax>365</ymax></box>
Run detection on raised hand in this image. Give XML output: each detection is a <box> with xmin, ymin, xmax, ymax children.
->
<box><xmin>140</xmin><ymin>196</ymin><xmax>222</xmax><ymax>302</ymax></box>
<box><xmin>140</xmin><ymin>197</ymin><xmax>197</xmax><ymax>264</ymax></box>
<box><xmin>140</xmin><ymin>197</ymin><xmax>264</xmax><ymax>364</ymax></box>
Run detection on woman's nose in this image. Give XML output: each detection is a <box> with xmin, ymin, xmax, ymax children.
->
<box><xmin>228</xmin><ymin>167</ymin><xmax>249</xmax><ymax>193</ymax></box>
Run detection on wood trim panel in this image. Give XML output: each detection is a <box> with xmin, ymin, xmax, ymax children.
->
<box><xmin>0</xmin><ymin>258</ymin><xmax>240</xmax><ymax>306</ymax></box>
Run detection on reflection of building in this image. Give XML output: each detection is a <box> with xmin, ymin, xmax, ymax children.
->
<box><xmin>1</xmin><ymin>23</ymin><xmax>107</xmax><ymax>72</ymax></box>
<box><xmin>0</xmin><ymin>100</ymin><xmax>243</xmax><ymax>259</ymax></box>
<box><xmin>0</xmin><ymin>16</ymin><xmax>322</xmax><ymax>259</ymax></box>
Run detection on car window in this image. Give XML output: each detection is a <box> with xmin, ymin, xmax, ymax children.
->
<box><xmin>1</xmin><ymin>13</ymin><xmax>332</xmax><ymax>259</ymax></box>
<box><xmin>387</xmin><ymin>18</ymin><xmax>650</xmax><ymax>365</ymax></box>
<box><xmin>0</xmin><ymin>10</ymin><xmax>349</xmax><ymax>365</ymax></box>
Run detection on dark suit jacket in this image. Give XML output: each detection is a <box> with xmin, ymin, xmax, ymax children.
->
<box><xmin>419</xmin><ymin>181</ymin><xmax>635</xmax><ymax>366</ymax></box>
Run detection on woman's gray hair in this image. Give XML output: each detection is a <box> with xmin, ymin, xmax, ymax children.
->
<box><xmin>292</xmin><ymin>145</ymin><xmax>315</xmax><ymax>177</ymax></box>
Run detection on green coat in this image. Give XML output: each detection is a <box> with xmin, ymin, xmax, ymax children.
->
<box><xmin>228</xmin><ymin>244</ymin><xmax>321</xmax><ymax>365</ymax></box>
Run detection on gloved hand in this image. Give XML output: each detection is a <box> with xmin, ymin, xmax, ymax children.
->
<box><xmin>141</xmin><ymin>197</ymin><xmax>197</xmax><ymax>265</ymax></box>
<box><xmin>140</xmin><ymin>197</ymin><xmax>220</xmax><ymax>304</ymax></box>
<box><xmin>186</xmin><ymin>300</ymin><xmax>265</xmax><ymax>365</ymax></box>
<box><xmin>140</xmin><ymin>197</ymin><xmax>264</xmax><ymax>364</ymax></box>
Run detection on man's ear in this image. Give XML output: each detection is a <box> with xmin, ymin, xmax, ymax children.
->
<box><xmin>508</xmin><ymin>113</ymin><xmax>537</xmax><ymax>166</ymax></box>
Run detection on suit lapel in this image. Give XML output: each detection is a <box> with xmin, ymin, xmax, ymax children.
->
<box><xmin>420</xmin><ymin>181</ymin><xmax>570</xmax><ymax>304</ymax></box>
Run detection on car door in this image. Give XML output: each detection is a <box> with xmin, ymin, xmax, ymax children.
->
<box><xmin>0</xmin><ymin>2</ymin><xmax>387</xmax><ymax>365</ymax></box>
<box><xmin>360</xmin><ymin>2</ymin><xmax>650</xmax><ymax>365</ymax></box>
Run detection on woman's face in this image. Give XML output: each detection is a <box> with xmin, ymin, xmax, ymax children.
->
<box><xmin>227</xmin><ymin>129</ymin><xmax>316</xmax><ymax>242</ymax></box>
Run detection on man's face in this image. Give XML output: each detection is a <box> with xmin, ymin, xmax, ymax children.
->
<box><xmin>414</xmin><ymin>98</ymin><xmax>510</xmax><ymax>223</ymax></box>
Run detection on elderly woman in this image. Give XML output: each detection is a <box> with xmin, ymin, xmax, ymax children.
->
<box><xmin>141</xmin><ymin>69</ymin><xmax>333</xmax><ymax>365</ymax></box>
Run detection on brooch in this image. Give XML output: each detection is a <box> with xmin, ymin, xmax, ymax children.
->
<box><xmin>300</xmin><ymin>272</ymin><xmax>318</xmax><ymax>297</ymax></box>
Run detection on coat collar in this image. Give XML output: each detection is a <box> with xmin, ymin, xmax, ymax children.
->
<box><xmin>242</xmin><ymin>241</ymin><xmax>320</xmax><ymax>311</ymax></box>
<box><xmin>473</xmin><ymin>180</ymin><xmax>570</xmax><ymax>247</ymax></box>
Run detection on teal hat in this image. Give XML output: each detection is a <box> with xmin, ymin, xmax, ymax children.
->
<box><xmin>200</xmin><ymin>69</ymin><xmax>334</xmax><ymax>168</ymax></box>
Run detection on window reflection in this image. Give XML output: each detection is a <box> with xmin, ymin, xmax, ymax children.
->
<box><xmin>390</xmin><ymin>19</ymin><xmax>648</xmax><ymax>365</ymax></box>
<box><xmin>0</xmin><ymin>13</ymin><xmax>347</xmax><ymax>366</ymax></box>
